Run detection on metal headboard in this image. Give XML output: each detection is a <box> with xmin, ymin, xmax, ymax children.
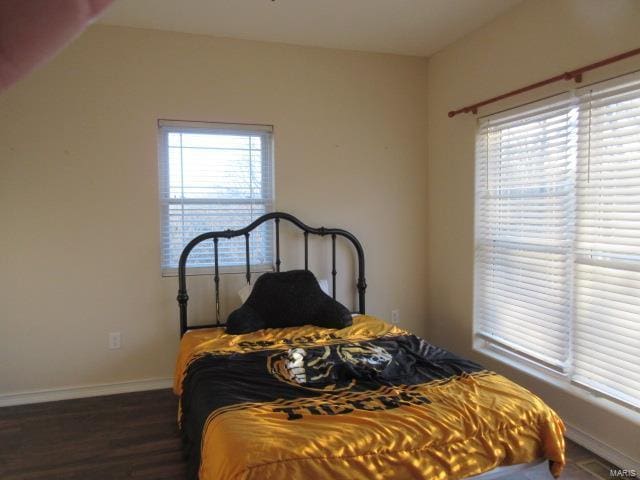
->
<box><xmin>177</xmin><ymin>212</ymin><xmax>367</xmax><ymax>337</ymax></box>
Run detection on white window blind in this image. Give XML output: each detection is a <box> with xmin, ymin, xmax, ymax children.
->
<box><xmin>158</xmin><ymin>120</ymin><xmax>274</xmax><ymax>273</ymax></box>
<box><xmin>475</xmin><ymin>71</ymin><xmax>640</xmax><ymax>410</ymax></box>
<box><xmin>475</xmin><ymin>96</ymin><xmax>576</xmax><ymax>372</ymax></box>
<box><xmin>573</xmin><ymin>74</ymin><xmax>640</xmax><ymax>408</ymax></box>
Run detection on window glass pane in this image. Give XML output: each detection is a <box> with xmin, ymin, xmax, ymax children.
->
<box><xmin>475</xmin><ymin>96</ymin><xmax>575</xmax><ymax>371</ymax></box>
<box><xmin>475</xmin><ymin>73</ymin><xmax>640</xmax><ymax>410</ymax></box>
<box><xmin>573</xmin><ymin>75</ymin><xmax>640</xmax><ymax>409</ymax></box>
<box><xmin>159</xmin><ymin>123</ymin><xmax>273</xmax><ymax>269</ymax></box>
<box><xmin>168</xmin><ymin>132</ymin><xmax>181</xmax><ymax>147</ymax></box>
<box><xmin>164</xmin><ymin>203</ymin><xmax>272</xmax><ymax>268</ymax></box>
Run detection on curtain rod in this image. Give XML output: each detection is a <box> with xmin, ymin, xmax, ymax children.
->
<box><xmin>447</xmin><ymin>46</ymin><xmax>640</xmax><ymax>118</ymax></box>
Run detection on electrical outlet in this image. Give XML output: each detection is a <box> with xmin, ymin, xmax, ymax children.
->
<box><xmin>109</xmin><ymin>332</ymin><xmax>121</xmax><ymax>350</ymax></box>
<box><xmin>391</xmin><ymin>309</ymin><xmax>400</xmax><ymax>325</ymax></box>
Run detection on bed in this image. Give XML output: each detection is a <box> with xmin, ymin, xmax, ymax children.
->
<box><xmin>173</xmin><ymin>212</ymin><xmax>566</xmax><ymax>480</ymax></box>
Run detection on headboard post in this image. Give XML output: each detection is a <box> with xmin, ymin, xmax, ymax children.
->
<box><xmin>357</xmin><ymin>277</ymin><xmax>367</xmax><ymax>314</ymax></box>
<box><xmin>213</xmin><ymin>237</ymin><xmax>220</xmax><ymax>325</ymax></box>
<box><xmin>177</xmin><ymin>289</ymin><xmax>189</xmax><ymax>337</ymax></box>
<box><xmin>275</xmin><ymin>218</ymin><xmax>281</xmax><ymax>272</ymax></box>
<box><xmin>303</xmin><ymin>231</ymin><xmax>309</xmax><ymax>270</ymax></box>
<box><xmin>244</xmin><ymin>233</ymin><xmax>251</xmax><ymax>284</ymax></box>
<box><xmin>331</xmin><ymin>234</ymin><xmax>337</xmax><ymax>300</ymax></box>
<box><xmin>177</xmin><ymin>212</ymin><xmax>366</xmax><ymax>337</ymax></box>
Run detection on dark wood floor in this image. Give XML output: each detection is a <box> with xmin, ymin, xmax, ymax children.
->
<box><xmin>0</xmin><ymin>389</ymin><xmax>624</xmax><ymax>479</ymax></box>
<box><xmin>0</xmin><ymin>389</ymin><xmax>185</xmax><ymax>479</ymax></box>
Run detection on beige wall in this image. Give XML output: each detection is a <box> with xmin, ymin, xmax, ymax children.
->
<box><xmin>3</xmin><ymin>0</ymin><xmax>638</xmax><ymax>466</ymax></box>
<box><xmin>0</xmin><ymin>25</ymin><xmax>429</xmax><ymax>395</ymax></box>
<box><xmin>427</xmin><ymin>0</ymin><xmax>640</xmax><ymax>466</ymax></box>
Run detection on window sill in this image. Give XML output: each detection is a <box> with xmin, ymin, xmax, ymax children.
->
<box><xmin>161</xmin><ymin>264</ymin><xmax>274</xmax><ymax>277</ymax></box>
<box><xmin>473</xmin><ymin>338</ymin><xmax>640</xmax><ymax>422</ymax></box>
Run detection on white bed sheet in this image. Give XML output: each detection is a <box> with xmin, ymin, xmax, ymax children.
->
<box><xmin>470</xmin><ymin>459</ymin><xmax>549</xmax><ymax>479</ymax></box>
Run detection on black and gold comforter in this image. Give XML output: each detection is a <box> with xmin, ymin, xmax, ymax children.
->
<box><xmin>174</xmin><ymin>316</ymin><xmax>565</xmax><ymax>480</ymax></box>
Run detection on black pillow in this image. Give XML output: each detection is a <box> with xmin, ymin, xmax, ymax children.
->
<box><xmin>225</xmin><ymin>270</ymin><xmax>353</xmax><ymax>334</ymax></box>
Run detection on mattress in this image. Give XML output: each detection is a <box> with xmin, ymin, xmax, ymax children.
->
<box><xmin>174</xmin><ymin>315</ymin><xmax>565</xmax><ymax>480</ymax></box>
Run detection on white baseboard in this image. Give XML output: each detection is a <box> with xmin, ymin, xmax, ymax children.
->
<box><xmin>565</xmin><ymin>422</ymin><xmax>640</xmax><ymax>472</ymax></box>
<box><xmin>0</xmin><ymin>377</ymin><xmax>173</xmax><ymax>407</ymax></box>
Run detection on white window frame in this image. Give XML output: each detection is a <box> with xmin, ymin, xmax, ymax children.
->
<box><xmin>157</xmin><ymin>120</ymin><xmax>275</xmax><ymax>276</ymax></box>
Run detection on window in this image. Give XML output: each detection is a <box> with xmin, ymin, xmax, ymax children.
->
<box><xmin>475</xmin><ymin>72</ymin><xmax>640</xmax><ymax>410</ymax></box>
<box><xmin>158</xmin><ymin>120</ymin><xmax>274</xmax><ymax>274</ymax></box>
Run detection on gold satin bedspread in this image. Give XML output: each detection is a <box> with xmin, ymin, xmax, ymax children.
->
<box><xmin>174</xmin><ymin>316</ymin><xmax>565</xmax><ymax>480</ymax></box>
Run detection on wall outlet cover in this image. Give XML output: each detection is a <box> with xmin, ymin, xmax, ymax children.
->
<box><xmin>109</xmin><ymin>332</ymin><xmax>121</xmax><ymax>350</ymax></box>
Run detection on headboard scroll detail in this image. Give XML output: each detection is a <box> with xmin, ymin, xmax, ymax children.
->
<box><xmin>177</xmin><ymin>212</ymin><xmax>366</xmax><ymax>337</ymax></box>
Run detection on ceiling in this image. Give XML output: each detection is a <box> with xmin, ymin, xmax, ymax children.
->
<box><xmin>99</xmin><ymin>0</ymin><xmax>523</xmax><ymax>57</ymax></box>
